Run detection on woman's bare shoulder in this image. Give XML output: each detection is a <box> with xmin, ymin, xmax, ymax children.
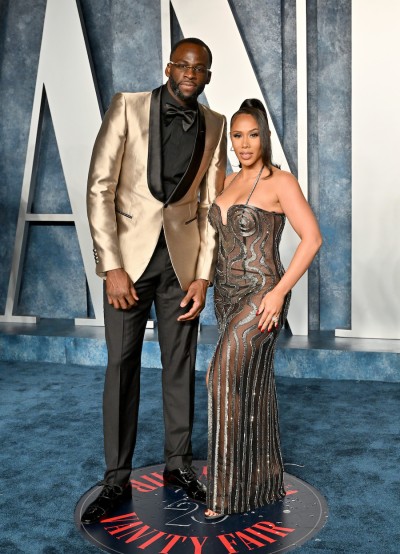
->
<box><xmin>271</xmin><ymin>167</ymin><xmax>296</xmax><ymax>180</ymax></box>
<box><xmin>271</xmin><ymin>167</ymin><xmax>299</xmax><ymax>188</ymax></box>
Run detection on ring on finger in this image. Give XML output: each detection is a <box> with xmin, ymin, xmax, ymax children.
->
<box><xmin>272</xmin><ymin>316</ymin><xmax>279</xmax><ymax>324</ymax></box>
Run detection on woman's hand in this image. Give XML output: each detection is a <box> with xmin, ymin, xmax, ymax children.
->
<box><xmin>257</xmin><ymin>288</ymin><xmax>286</xmax><ymax>332</ymax></box>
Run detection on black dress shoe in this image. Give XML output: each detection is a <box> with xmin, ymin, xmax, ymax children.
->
<box><xmin>81</xmin><ymin>483</ymin><xmax>131</xmax><ymax>525</ymax></box>
<box><xmin>163</xmin><ymin>466</ymin><xmax>206</xmax><ymax>503</ymax></box>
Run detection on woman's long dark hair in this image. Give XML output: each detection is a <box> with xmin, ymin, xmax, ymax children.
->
<box><xmin>230</xmin><ymin>98</ymin><xmax>278</xmax><ymax>176</ymax></box>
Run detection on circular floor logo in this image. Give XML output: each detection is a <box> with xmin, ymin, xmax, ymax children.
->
<box><xmin>75</xmin><ymin>462</ymin><xmax>328</xmax><ymax>553</ymax></box>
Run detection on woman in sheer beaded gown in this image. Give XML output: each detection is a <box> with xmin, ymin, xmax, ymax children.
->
<box><xmin>205</xmin><ymin>99</ymin><xmax>322</xmax><ymax>518</ymax></box>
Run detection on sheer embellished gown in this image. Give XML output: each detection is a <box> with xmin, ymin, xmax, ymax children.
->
<box><xmin>207</xmin><ymin>186</ymin><xmax>291</xmax><ymax>515</ymax></box>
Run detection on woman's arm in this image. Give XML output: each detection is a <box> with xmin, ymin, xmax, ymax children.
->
<box><xmin>258</xmin><ymin>171</ymin><xmax>322</xmax><ymax>332</ymax></box>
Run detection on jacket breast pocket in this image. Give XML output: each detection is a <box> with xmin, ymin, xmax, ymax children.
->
<box><xmin>116</xmin><ymin>207</ymin><xmax>133</xmax><ymax>219</ymax></box>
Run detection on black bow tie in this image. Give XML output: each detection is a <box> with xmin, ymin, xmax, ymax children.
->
<box><xmin>164</xmin><ymin>103</ymin><xmax>197</xmax><ymax>132</ymax></box>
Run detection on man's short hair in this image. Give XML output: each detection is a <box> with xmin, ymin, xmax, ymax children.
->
<box><xmin>170</xmin><ymin>38</ymin><xmax>213</xmax><ymax>68</ymax></box>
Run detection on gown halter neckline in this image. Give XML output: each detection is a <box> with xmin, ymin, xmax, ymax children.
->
<box><xmin>216</xmin><ymin>165</ymin><xmax>264</xmax><ymax>225</ymax></box>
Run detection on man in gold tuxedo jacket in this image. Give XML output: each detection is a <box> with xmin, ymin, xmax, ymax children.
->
<box><xmin>82</xmin><ymin>38</ymin><xmax>226</xmax><ymax>524</ymax></box>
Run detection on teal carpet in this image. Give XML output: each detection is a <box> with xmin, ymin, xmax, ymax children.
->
<box><xmin>0</xmin><ymin>360</ymin><xmax>399</xmax><ymax>553</ymax></box>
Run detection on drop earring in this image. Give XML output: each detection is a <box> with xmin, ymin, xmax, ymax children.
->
<box><xmin>229</xmin><ymin>146</ymin><xmax>240</xmax><ymax>167</ymax></box>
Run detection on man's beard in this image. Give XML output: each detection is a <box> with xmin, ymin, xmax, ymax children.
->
<box><xmin>169</xmin><ymin>75</ymin><xmax>205</xmax><ymax>102</ymax></box>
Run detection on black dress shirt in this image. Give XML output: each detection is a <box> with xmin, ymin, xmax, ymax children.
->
<box><xmin>161</xmin><ymin>86</ymin><xmax>197</xmax><ymax>202</ymax></box>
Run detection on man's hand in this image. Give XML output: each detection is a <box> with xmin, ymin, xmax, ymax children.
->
<box><xmin>177</xmin><ymin>279</ymin><xmax>209</xmax><ymax>321</ymax></box>
<box><xmin>106</xmin><ymin>268</ymin><xmax>139</xmax><ymax>310</ymax></box>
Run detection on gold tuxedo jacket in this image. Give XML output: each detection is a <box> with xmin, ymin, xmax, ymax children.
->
<box><xmin>87</xmin><ymin>86</ymin><xmax>227</xmax><ymax>290</ymax></box>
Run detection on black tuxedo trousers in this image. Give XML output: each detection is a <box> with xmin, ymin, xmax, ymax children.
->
<box><xmin>102</xmin><ymin>237</ymin><xmax>199</xmax><ymax>486</ymax></box>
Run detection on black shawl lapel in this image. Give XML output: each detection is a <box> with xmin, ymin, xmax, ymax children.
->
<box><xmin>147</xmin><ymin>86</ymin><xmax>165</xmax><ymax>203</ymax></box>
<box><xmin>164</xmin><ymin>106</ymin><xmax>206</xmax><ymax>206</ymax></box>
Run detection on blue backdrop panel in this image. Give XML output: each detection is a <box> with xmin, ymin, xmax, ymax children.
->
<box><xmin>0</xmin><ymin>0</ymin><xmax>352</xmax><ymax>333</ymax></box>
